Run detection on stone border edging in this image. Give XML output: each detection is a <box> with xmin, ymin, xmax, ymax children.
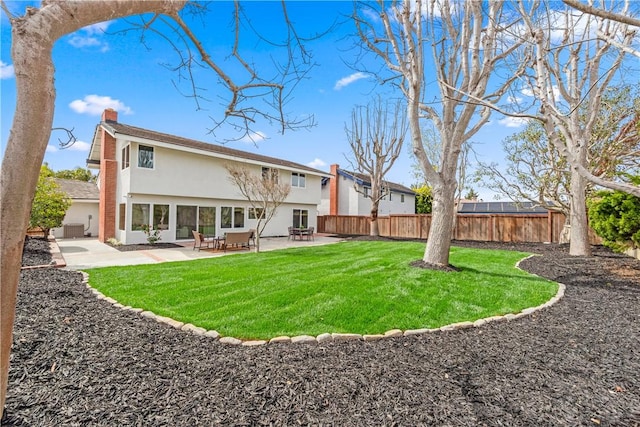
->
<box><xmin>21</xmin><ymin>236</ymin><xmax>67</xmax><ymax>270</ymax></box>
<box><xmin>79</xmin><ymin>254</ymin><xmax>565</xmax><ymax>346</ymax></box>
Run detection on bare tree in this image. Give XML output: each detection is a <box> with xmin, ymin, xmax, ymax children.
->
<box><xmin>225</xmin><ymin>164</ymin><xmax>291</xmax><ymax>252</ymax></box>
<box><xmin>0</xmin><ymin>0</ymin><xmax>312</xmax><ymax>414</ymax></box>
<box><xmin>515</xmin><ymin>0</ymin><xmax>637</xmax><ymax>255</ymax></box>
<box><xmin>477</xmin><ymin>85</ymin><xmax>639</xmax><ymax>218</ymax></box>
<box><xmin>345</xmin><ymin>98</ymin><xmax>407</xmax><ymax>236</ymax></box>
<box><xmin>563</xmin><ymin>0</ymin><xmax>640</xmax><ymax>30</ymax></box>
<box><xmin>354</xmin><ymin>0</ymin><xmax>528</xmax><ymax>266</ymax></box>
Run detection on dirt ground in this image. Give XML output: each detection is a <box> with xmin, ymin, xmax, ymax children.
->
<box><xmin>3</xmin><ymin>237</ymin><xmax>639</xmax><ymax>426</ymax></box>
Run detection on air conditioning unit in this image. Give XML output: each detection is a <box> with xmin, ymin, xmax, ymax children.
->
<box><xmin>63</xmin><ymin>223</ymin><xmax>85</xmax><ymax>238</ymax></box>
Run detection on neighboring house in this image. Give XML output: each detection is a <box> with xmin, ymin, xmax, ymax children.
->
<box><xmin>458</xmin><ymin>201</ymin><xmax>552</xmax><ymax>214</ymax></box>
<box><xmin>50</xmin><ymin>178</ymin><xmax>100</xmax><ymax>239</ymax></box>
<box><xmin>86</xmin><ymin>109</ymin><xmax>330</xmax><ymax>245</ymax></box>
<box><xmin>319</xmin><ymin>164</ymin><xmax>416</xmax><ymax>216</ymax></box>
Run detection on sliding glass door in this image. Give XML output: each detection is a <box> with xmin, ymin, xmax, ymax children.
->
<box><xmin>176</xmin><ymin>205</ymin><xmax>197</xmax><ymax>240</ymax></box>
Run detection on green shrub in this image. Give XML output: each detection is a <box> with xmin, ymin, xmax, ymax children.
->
<box><xmin>29</xmin><ymin>166</ymin><xmax>71</xmax><ymax>236</ymax></box>
<box><xmin>588</xmin><ymin>187</ymin><xmax>640</xmax><ymax>252</ymax></box>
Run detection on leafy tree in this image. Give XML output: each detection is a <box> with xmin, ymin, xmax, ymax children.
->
<box><xmin>54</xmin><ymin>167</ymin><xmax>96</xmax><ymax>183</ymax></box>
<box><xmin>463</xmin><ymin>188</ymin><xmax>479</xmax><ymax>201</ymax></box>
<box><xmin>588</xmin><ymin>179</ymin><xmax>640</xmax><ymax>252</ymax></box>
<box><xmin>29</xmin><ymin>166</ymin><xmax>71</xmax><ymax>236</ymax></box>
<box><xmin>414</xmin><ymin>185</ymin><xmax>433</xmax><ymax>214</ymax></box>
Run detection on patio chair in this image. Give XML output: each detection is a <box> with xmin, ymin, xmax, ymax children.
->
<box><xmin>192</xmin><ymin>230</ymin><xmax>214</xmax><ymax>251</ymax></box>
<box><xmin>288</xmin><ymin>226</ymin><xmax>295</xmax><ymax>240</ymax></box>
<box><xmin>302</xmin><ymin>226</ymin><xmax>315</xmax><ymax>241</ymax></box>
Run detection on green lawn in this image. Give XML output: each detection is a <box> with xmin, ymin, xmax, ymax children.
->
<box><xmin>86</xmin><ymin>241</ymin><xmax>557</xmax><ymax>340</ymax></box>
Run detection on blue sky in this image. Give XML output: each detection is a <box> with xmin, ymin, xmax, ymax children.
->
<box><xmin>1</xmin><ymin>1</ymin><xmax>527</xmax><ymax>200</ymax></box>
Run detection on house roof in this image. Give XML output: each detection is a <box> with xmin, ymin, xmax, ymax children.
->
<box><xmin>335</xmin><ymin>169</ymin><xmax>415</xmax><ymax>195</ymax></box>
<box><xmin>54</xmin><ymin>178</ymin><xmax>99</xmax><ymax>200</ymax></box>
<box><xmin>87</xmin><ymin>119</ymin><xmax>330</xmax><ymax>177</ymax></box>
<box><xmin>458</xmin><ymin>201</ymin><xmax>550</xmax><ymax>214</ymax></box>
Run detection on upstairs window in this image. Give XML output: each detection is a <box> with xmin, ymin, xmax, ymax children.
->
<box><xmin>291</xmin><ymin>172</ymin><xmax>306</xmax><ymax>188</ymax></box>
<box><xmin>121</xmin><ymin>145</ymin><xmax>130</xmax><ymax>170</ymax></box>
<box><xmin>138</xmin><ymin>145</ymin><xmax>154</xmax><ymax>169</ymax></box>
<box><xmin>401</xmin><ymin>194</ymin><xmax>405</xmax><ymax>203</ymax></box>
<box><xmin>262</xmin><ymin>167</ymin><xmax>279</xmax><ymax>183</ymax></box>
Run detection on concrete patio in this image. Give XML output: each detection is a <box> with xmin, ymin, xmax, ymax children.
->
<box><xmin>56</xmin><ymin>234</ymin><xmax>342</xmax><ymax>270</ymax></box>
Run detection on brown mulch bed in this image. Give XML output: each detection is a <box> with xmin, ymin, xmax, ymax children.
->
<box><xmin>21</xmin><ymin>237</ymin><xmax>52</xmax><ymax>267</ymax></box>
<box><xmin>3</xmin><ymin>239</ymin><xmax>639</xmax><ymax>426</ymax></box>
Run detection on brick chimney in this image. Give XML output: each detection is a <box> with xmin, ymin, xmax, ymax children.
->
<box><xmin>102</xmin><ymin>108</ymin><xmax>118</xmax><ymax>123</ymax></box>
<box><xmin>330</xmin><ymin>164</ymin><xmax>339</xmax><ymax>216</ymax></box>
<box><xmin>98</xmin><ymin>109</ymin><xmax>118</xmax><ymax>242</ymax></box>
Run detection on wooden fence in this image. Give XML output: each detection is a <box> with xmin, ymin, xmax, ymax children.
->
<box><xmin>318</xmin><ymin>213</ymin><xmax>600</xmax><ymax>244</ymax></box>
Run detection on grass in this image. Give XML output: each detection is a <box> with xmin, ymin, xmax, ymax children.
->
<box><xmin>86</xmin><ymin>241</ymin><xmax>558</xmax><ymax>340</ymax></box>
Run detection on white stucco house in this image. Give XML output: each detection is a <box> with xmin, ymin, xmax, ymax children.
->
<box><xmin>50</xmin><ymin>178</ymin><xmax>100</xmax><ymax>239</ymax></box>
<box><xmin>87</xmin><ymin>109</ymin><xmax>330</xmax><ymax>245</ymax></box>
<box><xmin>319</xmin><ymin>164</ymin><xmax>416</xmax><ymax>216</ymax></box>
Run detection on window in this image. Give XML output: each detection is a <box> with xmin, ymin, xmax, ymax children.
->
<box><xmin>131</xmin><ymin>203</ymin><xmax>150</xmax><ymax>231</ymax></box>
<box><xmin>198</xmin><ymin>207</ymin><xmax>216</xmax><ymax>236</ymax></box>
<box><xmin>262</xmin><ymin>167</ymin><xmax>278</xmax><ymax>183</ymax></box>
<box><xmin>293</xmin><ymin>209</ymin><xmax>308</xmax><ymax>228</ymax></box>
<box><xmin>234</xmin><ymin>207</ymin><xmax>245</xmax><ymax>228</ymax></box>
<box><xmin>138</xmin><ymin>145</ymin><xmax>154</xmax><ymax>169</ymax></box>
<box><xmin>401</xmin><ymin>194</ymin><xmax>405</xmax><ymax>203</ymax></box>
<box><xmin>249</xmin><ymin>207</ymin><xmax>265</xmax><ymax>220</ymax></box>
<box><xmin>119</xmin><ymin>204</ymin><xmax>126</xmax><ymax>231</ymax></box>
<box><xmin>153</xmin><ymin>204</ymin><xmax>170</xmax><ymax>230</ymax></box>
<box><xmin>121</xmin><ymin>145</ymin><xmax>130</xmax><ymax>170</ymax></box>
<box><xmin>389</xmin><ymin>192</ymin><xmax>393</xmax><ymax>201</ymax></box>
<box><xmin>176</xmin><ymin>205</ymin><xmax>197</xmax><ymax>239</ymax></box>
<box><xmin>291</xmin><ymin>172</ymin><xmax>306</xmax><ymax>188</ymax></box>
<box><xmin>363</xmin><ymin>187</ymin><xmax>370</xmax><ymax>198</ymax></box>
<box><xmin>221</xmin><ymin>207</ymin><xmax>232</xmax><ymax>229</ymax></box>
<box><xmin>221</xmin><ymin>206</ymin><xmax>245</xmax><ymax>228</ymax></box>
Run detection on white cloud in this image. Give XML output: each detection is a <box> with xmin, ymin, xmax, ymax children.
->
<box><xmin>83</xmin><ymin>21</ymin><xmax>112</xmax><ymax>35</ymax></box>
<box><xmin>239</xmin><ymin>131</ymin><xmax>267</xmax><ymax>144</ymax></box>
<box><xmin>334</xmin><ymin>72</ymin><xmax>368</xmax><ymax>90</ymax></box>
<box><xmin>69</xmin><ymin>95</ymin><xmax>133</xmax><ymax>116</ymax></box>
<box><xmin>498</xmin><ymin>117</ymin><xmax>528</xmax><ymax>128</ymax></box>
<box><xmin>507</xmin><ymin>95</ymin><xmax>523</xmax><ymax>104</ymax></box>
<box><xmin>521</xmin><ymin>85</ymin><xmax>561</xmax><ymax>100</ymax></box>
<box><xmin>66</xmin><ymin>140</ymin><xmax>91</xmax><ymax>152</ymax></box>
<box><xmin>307</xmin><ymin>158</ymin><xmax>327</xmax><ymax>169</ymax></box>
<box><xmin>0</xmin><ymin>61</ymin><xmax>14</xmax><ymax>79</ymax></box>
<box><xmin>46</xmin><ymin>145</ymin><xmax>59</xmax><ymax>153</ymax></box>
<box><xmin>67</xmin><ymin>21</ymin><xmax>112</xmax><ymax>52</ymax></box>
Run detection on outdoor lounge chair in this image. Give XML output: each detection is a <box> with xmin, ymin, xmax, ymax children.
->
<box><xmin>223</xmin><ymin>231</ymin><xmax>252</xmax><ymax>252</ymax></box>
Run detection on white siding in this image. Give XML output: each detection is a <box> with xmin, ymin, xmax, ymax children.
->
<box><xmin>51</xmin><ymin>201</ymin><xmax>99</xmax><ymax>239</ymax></box>
<box><xmin>112</xmin><ymin>136</ymin><xmax>325</xmax><ymax>244</ymax></box>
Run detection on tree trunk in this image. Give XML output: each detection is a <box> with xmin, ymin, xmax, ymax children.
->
<box><xmin>370</xmin><ymin>202</ymin><xmax>380</xmax><ymax>236</ymax></box>
<box><xmin>423</xmin><ymin>183</ymin><xmax>457</xmax><ymax>266</ymax></box>
<box><xmin>1</xmin><ymin>26</ymin><xmax>56</xmax><ymax>417</ymax></box>
<box><xmin>569</xmin><ymin>168</ymin><xmax>592</xmax><ymax>256</ymax></box>
<box><xmin>1</xmin><ymin>2</ymin><xmax>187</xmax><ymax>416</ymax></box>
